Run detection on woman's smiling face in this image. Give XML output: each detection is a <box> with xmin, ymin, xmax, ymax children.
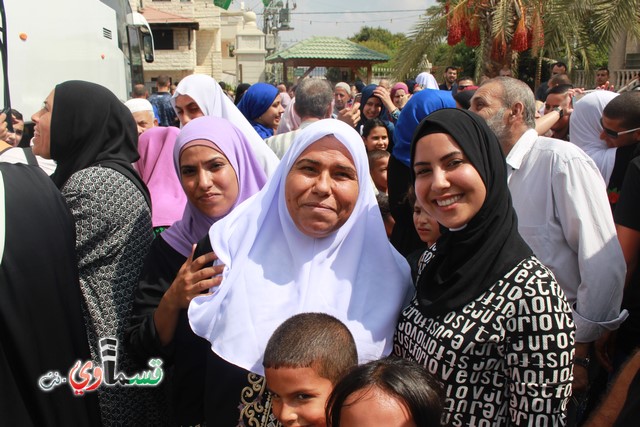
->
<box><xmin>31</xmin><ymin>90</ymin><xmax>55</xmax><ymax>159</ymax></box>
<box><xmin>413</xmin><ymin>133</ymin><xmax>486</xmax><ymax>229</ymax></box>
<box><xmin>362</xmin><ymin>97</ymin><xmax>382</xmax><ymax>120</ymax></box>
<box><xmin>285</xmin><ymin>136</ymin><xmax>359</xmax><ymax>238</ymax></box>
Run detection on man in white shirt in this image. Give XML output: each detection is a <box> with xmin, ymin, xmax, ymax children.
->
<box><xmin>470</xmin><ymin>77</ymin><xmax>626</xmax><ymax>409</ymax></box>
<box><xmin>266</xmin><ymin>79</ymin><xmax>333</xmax><ymax>159</ymax></box>
<box><xmin>266</xmin><ymin>79</ymin><xmax>360</xmax><ymax>159</ymax></box>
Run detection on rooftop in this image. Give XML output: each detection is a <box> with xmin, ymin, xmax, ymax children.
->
<box><xmin>140</xmin><ymin>7</ymin><xmax>199</xmax><ymax>29</ymax></box>
<box><xmin>266</xmin><ymin>37</ymin><xmax>389</xmax><ymax>62</ymax></box>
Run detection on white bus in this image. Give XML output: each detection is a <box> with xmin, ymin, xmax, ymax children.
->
<box><xmin>1</xmin><ymin>0</ymin><xmax>154</xmax><ymax>120</ymax></box>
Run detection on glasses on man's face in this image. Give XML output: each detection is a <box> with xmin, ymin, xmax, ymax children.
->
<box><xmin>600</xmin><ymin>118</ymin><xmax>640</xmax><ymax>139</ymax></box>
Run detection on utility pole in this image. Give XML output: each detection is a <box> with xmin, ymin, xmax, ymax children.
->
<box><xmin>262</xmin><ymin>1</ymin><xmax>294</xmax><ymax>82</ymax></box>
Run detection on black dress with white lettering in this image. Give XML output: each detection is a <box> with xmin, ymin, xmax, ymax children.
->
<box><xmin>394</xmin><ymin>256</ymin><xmax>575</xmax><ymax>426</ymax></box>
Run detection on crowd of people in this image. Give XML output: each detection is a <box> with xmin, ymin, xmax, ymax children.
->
<box><xmin>1</xmin><ymin>64</ymin><xmax>640</xmax><ymax>427</ymax></box>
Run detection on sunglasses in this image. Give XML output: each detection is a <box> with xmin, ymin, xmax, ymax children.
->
<box><xmin>600</xmin><ymin>118</ymin><xmax>640</xmax><ymax>139</ymax></box>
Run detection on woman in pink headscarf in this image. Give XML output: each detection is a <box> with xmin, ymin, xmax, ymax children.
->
<box><xmin>391</xmin><ymin>82</ymin><xmax>410</xmax><ymax>111</ymax></box>
<box><xmin>134</xmin><ymin>126</ymin><xmax>186</xmax><ymax>235</ymax></box>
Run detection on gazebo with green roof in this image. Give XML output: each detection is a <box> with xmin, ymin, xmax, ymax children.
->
<box><xmin>266</xmin><ymin>36</ymin><xmax>390</xmax><ymax>83</ymax></box>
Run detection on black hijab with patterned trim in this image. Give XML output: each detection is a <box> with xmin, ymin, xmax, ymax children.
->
<box><xmin>409</xmin><ymin>108</ymin><xmax>532</xmax><ymax>317</ymax></box>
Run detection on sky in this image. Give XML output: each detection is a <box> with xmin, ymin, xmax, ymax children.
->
<box><xmin>233</xmin><ymin>0</ymin><xmax>437</xmax><ymax>48</ymax></box>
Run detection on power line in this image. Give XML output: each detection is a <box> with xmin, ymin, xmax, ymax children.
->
<box><xmin>289</xmin><ymin>15</ymin><xmax>420</xmax><ymax>25</ymax></box>
<box><xmin>256</xmin><ymin>9</ymin><xmax>426</xmax><ymax>16</ymax></box>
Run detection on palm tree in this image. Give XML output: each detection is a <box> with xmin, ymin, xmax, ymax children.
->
<box><xmin>394</xmin><ymin>0</ymin><xmax>640</xmax><ymax>85</ymax></box>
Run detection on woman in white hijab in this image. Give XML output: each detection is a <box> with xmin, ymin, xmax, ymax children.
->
<box><xmin>415</xmin><ymin>72</ymin><xmax>440</xmax><ymax>90</ymax></box>
<box><xmin>570</xmin><ymin>90</ymin><xmax>619</xmax><ymax>185</ymax></box>
<box><xmin>171</xmin><ymin>74</ymin><xmax>280</xmax><ymax>176</ymax></box>
<box><xmin>188</xmin><ymin>118</ymin><xmax>413</xmax><ymax>426</ymax></box>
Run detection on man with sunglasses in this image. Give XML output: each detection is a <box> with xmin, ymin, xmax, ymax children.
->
<box><xmin>598</xmin><ymin>91</ymin><xmax>640</xmax><ymax>382</ymax></box>
<box><xmin>601</xmin><ymin>93</ymin><xmax>640</xmax><ymax>149</ymax></box>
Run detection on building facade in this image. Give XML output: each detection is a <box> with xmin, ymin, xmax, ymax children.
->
<box><xmin>128</xmin><ymin>0</ymin><xmax>266</xmax><ymax>89</ymax></box>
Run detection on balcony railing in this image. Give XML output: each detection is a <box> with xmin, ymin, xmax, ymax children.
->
<box><xmin>571</xmin><ymin>69</ymin><xmax>639</xmax><ymax>91</ymax></box>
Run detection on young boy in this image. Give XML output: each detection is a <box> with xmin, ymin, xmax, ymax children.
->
<box><xmin>376</xmin><ymin>193</ymin><xmax>395</xmax><ymax>239</ymax></box>
<box><xmin>367</xmin><ymin>149</ymin><xmax>390</xmax><ymax>194</ymax></box>
<box><xmin>263</xmin><ymin>313</ymin><xmax>358</xmax><ymax>427</ymax></box>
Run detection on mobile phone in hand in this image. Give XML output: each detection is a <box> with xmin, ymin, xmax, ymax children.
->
<box><xmin>347</xmin><ymin>93</ymin><xmax>362</xmax><ymax>108</ymax></box>
<box><xmin>1</xmin><ymin>107</ymin><xmax>14</xmax><ymax>133</ymax></box>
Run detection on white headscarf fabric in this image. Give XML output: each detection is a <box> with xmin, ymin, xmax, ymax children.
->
<box><xmin>171</xmin><ymin>74</ymin><xmax>280</xmax><ymax>176</ymax></box>
<box><xmin>570</xmin><ymin>91</ymin><xmax>619</xmax><ymax>185</ymax></box>
<box><xmin>416</xmin><ymin>72</ymin><xmax>440</xmax><ymax>90</ymax></box>
<box><xmin>188</xmin><ymin>119</ymin><xmax>413</xmax><ymax>375</ymax></box>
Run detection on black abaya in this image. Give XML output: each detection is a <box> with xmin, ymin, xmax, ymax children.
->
<box><xmin>0</xmin><ymin>163</ymin><xmax>101</xmax><ymax>426</ymax></box>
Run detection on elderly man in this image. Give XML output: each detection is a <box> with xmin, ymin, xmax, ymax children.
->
<box><xmin>266</xmin><ymin>78</ymin><xmax>334</xmax><ymax>159</ymax></box>
<box><xmin>470</xmin><ymin>77</ymin><xmax>627</xmax><ymax>415</ymax></box>
<box><xmin>333</xmin><ymin>82</ymin><xmax>352</xmax><ymax>117</ymax></box>
<box><xmin>124</xmin><ymin>98</ymin><xmax>158</xmax><ymax>135</ymax></box>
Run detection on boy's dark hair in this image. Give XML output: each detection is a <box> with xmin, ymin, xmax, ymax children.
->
<box><xmin>367</xmin><ymin>149</ymin><xmax>390</xmax><ymax>169</ymax></box>
<box><xmin>362</xmin><ymin>118</ymin><xmax>387</xmax><ymax>139</ymax></box>
<box><xmin>445</xmin><ymin>66</ymin><xmax>457</xmax><ymax>73</ymax></box>
<box><xmin>326</xmin><ymin>357</ymin><xmax>443</xmax><ymax>427</ymax></box>
<box><xmin>405</xmin><ymin>185</ymin><xmax>417</xmax><ymax>207</ymax></box>
<box><xmin>263</xmin><ymin>313</ymin><xmax>358</xmax><ymax>384</ymax></box>
<box><xmin>603</xmin><ymin>91</ymin><xmax>640</xmax><ymax>129</ymax></box>
<box><xmin>376</xmin><ymin>193</ymin><xmax>391</xmax><ymax>219</ymax></box>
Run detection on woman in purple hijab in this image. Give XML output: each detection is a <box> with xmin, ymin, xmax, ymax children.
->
<box><xmin>126</xmin><ymin>116</ymin><xmax>267</xmax><ymax>426</ymax></box>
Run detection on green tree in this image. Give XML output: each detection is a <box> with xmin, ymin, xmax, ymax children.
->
<box><xmin>326</xmin><ymin>26</ymin><xmax>407</xmax><ymax>83</ymax></box>
<box><xmin>349</xmin><ymin>26</ymin><xmax>407</xmax><ymax>68</ymax></box>
<box><xmin>393</xmin><ymin>0</ymin><xmax>640</xmax><ymax>85</ymax></box>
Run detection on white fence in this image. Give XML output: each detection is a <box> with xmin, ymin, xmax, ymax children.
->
<box><xmin>571</xmin><ymin>69</ymin><xmax>639</xmax><ymax>90</ymax></box>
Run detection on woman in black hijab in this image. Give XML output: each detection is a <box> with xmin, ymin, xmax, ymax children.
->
<box><xmin>30</xmin><ymin>80</ymin><xmax>165</xmax><ymax>425</ymax></box>
<box><xmin>393</xmin><ymin>109</ymin><xmax>575</xmax><ymax>426</ymax></box>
